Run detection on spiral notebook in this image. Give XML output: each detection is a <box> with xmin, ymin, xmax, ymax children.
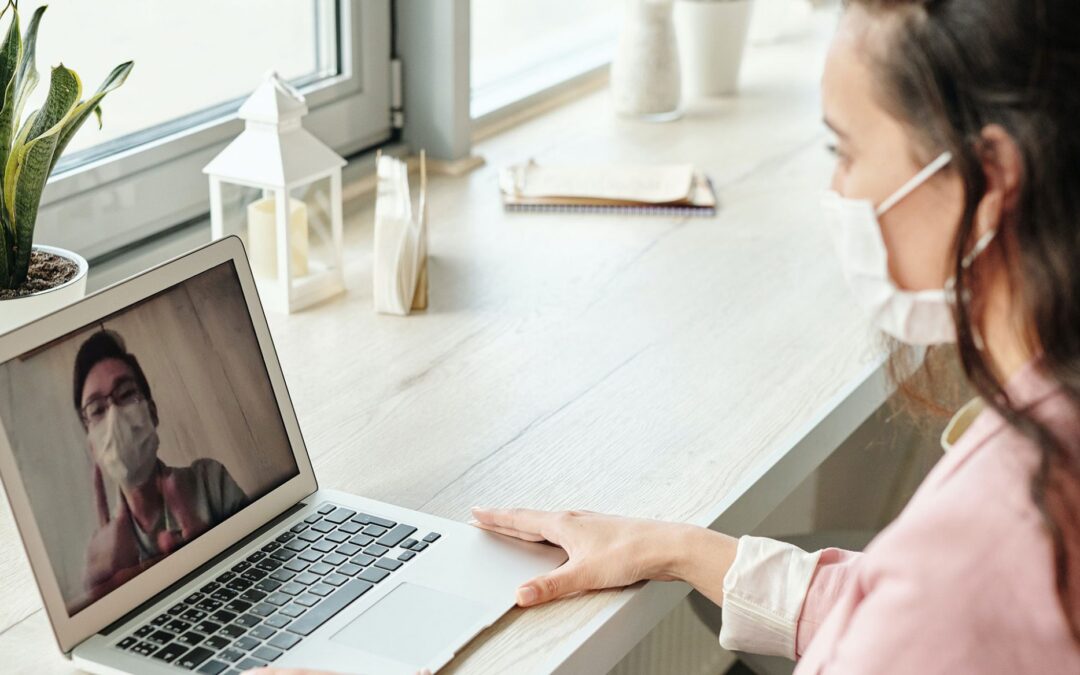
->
<box><xmin>499</xmin><ymin>160</ymin><xmax>717</xmax><ymax>217</ymax></box>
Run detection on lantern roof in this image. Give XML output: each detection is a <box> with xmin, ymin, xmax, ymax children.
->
<box><xmin>203</xmin><ymin>71</ymin><xmax>345</xmax><ymax>188</ymax></box>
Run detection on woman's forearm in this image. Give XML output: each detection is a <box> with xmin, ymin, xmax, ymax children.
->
<box><xmin>656</xmin><ymin>524</ymin><xmax>739</xmax><ymax>607</ymax></box>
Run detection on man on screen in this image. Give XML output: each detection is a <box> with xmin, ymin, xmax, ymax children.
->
<box><xmin>73</xmin><ymin>330</ymin><xmax>248</xmax><ymax>601</ymax></box>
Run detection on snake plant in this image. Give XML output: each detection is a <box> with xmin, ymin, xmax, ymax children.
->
<box><xmin>0</xmin><ymin>1</ymin><xmax>132</xmax><ymax>290</ymax></box>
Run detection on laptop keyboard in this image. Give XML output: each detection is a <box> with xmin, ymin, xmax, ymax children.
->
<box><xmin>112</xmin><ymin>502</ymin><xmax>442</xmax><ymax>674</ymax></box>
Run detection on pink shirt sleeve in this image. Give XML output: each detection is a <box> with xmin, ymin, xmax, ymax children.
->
<box><xmin>795</xmin><ymin>548</ymin><xmax>863</xmax><ymax>656</ymax></box>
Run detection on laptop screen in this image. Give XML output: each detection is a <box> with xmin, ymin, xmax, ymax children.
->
<box><xmin>0</xmin><ymin>261</ymin><xmax>299</xmax><ymax>616</ymax></box>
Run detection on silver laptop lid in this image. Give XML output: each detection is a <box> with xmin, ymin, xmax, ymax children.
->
<box><xmin>0</xmin><ymin>237</ymin><xmax>316</xmax><ymax>653</ymax></box>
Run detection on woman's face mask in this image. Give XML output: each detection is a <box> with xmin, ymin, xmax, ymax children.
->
<box><xmin>822</xmin><ymin>151</ymin><xmax>995</xmax><ymax>346</ymax></box>
<box><xmin>88</xmin><ymin>398</ymin><xmax>160</xmax><ymax>488</ymax></box>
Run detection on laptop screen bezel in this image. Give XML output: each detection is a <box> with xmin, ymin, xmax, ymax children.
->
<box><xmin>0</xmin><ymin>236</ymin><xmax>317</xmax><ymax>654</ymax></box>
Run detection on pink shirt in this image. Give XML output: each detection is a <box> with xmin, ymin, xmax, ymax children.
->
<box><xmin>718</xmin><ymin>361</ymin><xmax>1080</xmax><ymax>673</ymax></box>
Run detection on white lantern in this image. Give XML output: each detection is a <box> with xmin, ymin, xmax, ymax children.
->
<box><xmin>203</xmin><ymin>71</ymin><xmax>346</xmax><ymax>313</ymax></box>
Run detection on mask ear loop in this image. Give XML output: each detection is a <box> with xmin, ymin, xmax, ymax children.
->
<box><xmin>947</xmin><ymin>228</ymin><xmax>999</xmax><ymax>351</ymax></box>
<box><xmin>876</xmin><ymin>151</ymin><xmax>954</xmax><ymax>216</ymax></box>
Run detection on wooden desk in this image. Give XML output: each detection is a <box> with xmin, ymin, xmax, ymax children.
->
<box><xmin>0</xmin><ymin>10</ymin><xmax>890</xmax><ymax>674</ymax></box>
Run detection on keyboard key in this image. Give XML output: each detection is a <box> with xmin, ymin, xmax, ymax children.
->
<box><xmin>311</xmin><ymin>521</ymin><xmax>335</xmax><ymax>533</ymax></box>
<box><xmin>117</xmin><ymin>636</ymin><xmax>138</xmax><ymax>650</ymax></box>
<box><xmin>153</xmin><ymin>642</ymin><xmax>190</xmax><ymax>663</ymax></box>
<box><xmin>239</xmin><ymin>589</ymin><xmax>267</xmax><ymax>604</ymax></box>
<box><xmin>264</xmin><ymin>615</ymin><xmax>292</xmax><ymax>629</ymax></box>
<box><xmin>312</xmin><ymin>540</ymin><xmax>337</xmax><ymax>553</ymax></box>
<box><xmin>241</xmin><ymin>568</ymin><xmax>268</xmax><ymax>582</ymax></box>
<box><xmin>218</xmin><ymin>647</ymin><xmax>245</xmax><ymax>663</ymax></box>
<box><xmin>280</xmin><ymin>582</ymin><xmax>305</xmax><ymax>596</ymax></box>
<box><xmin>176</xmin><ymin>645</ymin><xmax>214</xmax><ymax>670</ymax></box>
<box><xmin>398</xmin><ymin>551</ymin><xmax>416</xmax><ymax>562</ymax></box>
<box><xmin>231</xmin><ymin>560</ymin><xmax>252</xmax><ymax>573</ymax></box>
<box><xmin>377</xmin><ymin>524</ymin><xmax>417</xmax><ymax>548</ymax></box>
<box><xmin>250</xmin><ymin>625</ymin><xmax>276</xmax><ymax>640</ymax></box>
<box><xmin>195</xmin><ymin>598</ymin><xmax>223</xmax><ymax>612</ymax></box>
<box><xmin>338</xmin><ymin>563</ymin><xmax>362</xmax><ymax>576</ymax></box>
<box><xmin>363</xmin><ymin>525</ymin><xmax>388</xmax><ymax>537</ymax></box>
<box><xmin>309</xmin><ymin>583</ymin><xmax>334</xmax><ymax>597</ymax></box>
<box><xmin>151</xmin><ymin>613</ymin><xmax>170</xmax><ymax>626</ymax></box>
<box><xmin>276</xmin><ymin>531</ymin><xmax>295</xmax><ymax>543</ymax></box>
<box><xmin>181</xmin><ymin>609</ymin><xmax>208</xmax><ymax>623</ymax></box>
<box><xmin>225</xmin><ymin>578</ymin><xmax>253</xmax><ymax>593</ymax></box>
<box><xmin>210</xmin><ymin>588</ymin><xmax>237</xmax><ymax>603</ymax></box>
<box><xmin>197</xmin><ymin>659</ymin><xmax>228</xmax><ymax>675</ymax></box>
<box><xmin>252</xmin><ymin>645</ymin><xmax>283</xmax><ymax>662</ymax></box>
<box><xmin>255</xmin><ymin>579</ymin><xmax>282</xmax><ymax>593</ymax></box>
<box><xmin>323</xmin><ymin>573</ymin><xmax>348</xmax><ymax>587</ymax></box>
<box><xmin>299</xmin><ymin>550</ymin><xmax>323</xmax><ymax>563</ymax></box>
<box><xmin>194</xmin><ymin>620</ymin><xmax>222</xmax><ymax>635</ymax></box>
<box><xmin>203</xmin><ymin>635</ymin><xmax>231</xmax><ymax>651</ymax></box>
<box><xmin>284</xmin><ymin>540</ymin><xmax>309</xmax><ymax>553</ymax></box>
<box><xmin>422</xmin><ymin>532</ymin><xmax>442</xmax><ymax>543</ymax></box>
<box><xmin>401</xmin><ymin>538</ymin><xmax>418</xmax><ymax>549</ymax></box>
<box><xmin>298</xmin><ymin>530</ymin><xmax>322</xmax><ymax>543</ymax></box>
<box><xmin>304</xmin><ymin>514</ymin><xmax>322</xmax><ymax>524</ymax></box>
<box><xmin>209</xmin><ymin>610</ymin><xmax>236</xmax><ymax>624</ymax></box>
<box><xmin>309</xmin><ymin>562</ymin><xmax>334</xmax><ymax>576</ymax></box>
<box><xmin>358</xmin><ymin>567</ymin><xmax>390</xmax><ymax>584</ymax></box>
<box><xmin>365</xmin><ymin>544</ymin><xmax>390</xmax><ymax>557</ymax></box>
<box><xmin>237</xmin><ymin>657</ymin><xmax>268</xmax><ymax>671</ymax></box>
<box><xmin>355</xmin><ymin>514</ymin><xmax>396</xmax><ymax>529</ymax></box>
<box><xmin>233</xmin><ymin>636</ymin><xmax>260</xmax><ymax>651</ymax></box>
<box><xmin>131</xmin><ymin>641</ymin><xmax>158</xmax><ymax>656</ymax></box>
<box><xmin>235</xmin><ymin>613</ymin><xmax>262</xmax><ymax>627</ymax></box>
<box><xmin>221</xmin><ymin>624</ymin><xmax>247</xmax><ymax>638</ymax></box>
<box><xmin>270</xmin><ymin>549</ymin><xmax>297</xmax><ymax>562</ymax></box>
<box><xmin>349</xmin><ymin>533</ymin><xmax>375</xmax><ymax>547</ymax></box>
<box><xmin>295</xmin><ymin>572</ymin><xmax>320</xmax><ymax>585</ymax></box>
<box><xmin>185</xmin><ymin>592</ymin><xmax>205</xmax><ymax>605</ymax></box>
<box><xmin>250</xmin><ymin>603</ymin><xmax>277</xmax><ymax>617</ymax></box>
<box><xmin>245</xmin><ymin>551</ymin><xmax>267</xmax><ymax>563</ymax></box>
<box><xmin>322</xmin><ymin>552</ymin><xmax>347</xmax><ymax>566</ymax></box>
<box><xmin>177</xmin><ymin>631</ymin><xmax>205</xmax><ymax>647</ymax></box>
<box><xmin>351</xmin><ymin>553</ymin><xmax>376</xmax><ymax>567</ymax></box>
<box><xmin>317</xmin><ymin>503</ymin><xmax>335</xmax><ymax>515</ymax></box>
<box><xmin>168</xmin><ymin>603</ymin><xmax>187</xmax><ymax>615</ymax></box>
<box><xmin>338</xmin><ymin>521</ymin><xmax>362</xmax><ymax>535</ymax></box>
<box><xmin>336</xmin><ymin>543</ymin><xmax>361</xmax><ymax>557</ymax></box>
<box><xmin>286</xmin><ymin>579</ymin><xmax>373</xmax><ymax>636</ymax></box>
<box><xmin>215</xmin><ymin>572</ymin><xmax>236</xmax><ymax>584</ymax></box>
<box><xmin>324</xmin><ymin>507</ymin><xmax>355</xmax><ymax>524</ymax></box>
<box><xmin>266</xmin><ymin>592</ymin><xmax>291</xmax><ymax>606</ymax></box>
<box><xmin>270</xmin><ymin>569</ymin><xmax>296</xmax><ymax>583</ymax></box>
<box><xmin>280</xmin><ymin>604</ymin><xmax>306</xmax><ymax>618</ymax></box>
<box><xmin>166</xmin><ymin>619</ymin><xmax>192</xmax><ymax>634</ymax></box>
<box><xmin>262</xmin><ymin>540</ymin><xmax>283</xmax><ymax>552</ymax></box>
<box><xmin>284</xmin><ymin>560</ymin><xmax>309</xmax><ymax>573</ymax></box>
<box><xmin>290</xmin><ymin>523</ymin><xmax>308</xmax><ymax>533</ymax></box>
<box><xmin>375</xmin><ymin>557</ymin><xmax>402</xmax><ymax>572</ymax></box>
<box><xmin>256</xmin><ymin>558</ymin><xmax>283</xmax><ymax>573</ymax></box>
<box><xmin>135</xmin><ymin>625</ymin><xmax>154</xmax><ymax>638</ymax></box>
<box><xmin>269</xmin><ymin>631</ymin><xmax>301</xmax><ymax>650</ymax></box>
<box><xmin>324</xmin><ymin>531</ymin><xmax>349</xmax><ymax>544</ymax></box>
<box><xmin>412</xmin><ymin>541</ymin><xmax>429</xmax><ymax>552</ymax></box>
<box><xmin>295</xmin><ymin>593</ymin><xmax>321</xmax><ymax>607</ymax></box>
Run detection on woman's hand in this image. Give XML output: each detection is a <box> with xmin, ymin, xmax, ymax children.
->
<box><xmin>470</xmin><ymin>507</ymin><xmax>737</xmax><ymax>607</ymax></box>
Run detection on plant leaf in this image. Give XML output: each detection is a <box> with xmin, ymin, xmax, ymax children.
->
<box><xmin>0</xmin><ymin>7</ymin><xmax>20</xmax><ymax>237</ymax></box>
<box><xmin>6</xmin><ymin>64</ymin><xmax>80</xmax><ymax>285</ymax></box>
<box><xmin>48</xmin><ymin>60</ymin><xmax>132</xmax><ymax>174</ymax></box>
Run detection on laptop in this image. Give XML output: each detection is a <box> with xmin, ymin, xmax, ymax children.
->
<box><xmin>0</xmin><ymin>236</ymin><xmax>566</xmax><ymax>674</ymax></box>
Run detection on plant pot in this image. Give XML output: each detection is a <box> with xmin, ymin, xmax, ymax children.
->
<box><xmin>674</xmin><ymin>0</ymin><xmax>753</xmax><ymax>98</ymax></box>
<box><xmin>611</xmin><ymin>0</ymin><xmax>683</xmax><ymax>121</ymax></box>
<box><xmin>0</xmin><ymin>244</ymin><xmax>89</xmax><ymax>335</ymax></box>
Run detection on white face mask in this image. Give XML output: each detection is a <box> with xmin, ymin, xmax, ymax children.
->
<box><xmin>822</xmin><ymin>151</ymin><xmax>995</xmax><ymax>346</ymax></box>
<box><xmin>88</xmin><ymin>398</ymin><xmax>160</xmax><ymax>488</ymax></box>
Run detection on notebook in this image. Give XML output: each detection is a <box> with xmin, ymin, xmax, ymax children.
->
<box><xmin>499</xmin><ymin>161</ymin><xmax>717</xmax><ymax>216</ymax></box>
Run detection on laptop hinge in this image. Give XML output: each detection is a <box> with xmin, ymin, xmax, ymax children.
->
<box><xmin>99</xmin><ymin>500</ymin><xmax>310</xmax><ymax>636</ymax></box>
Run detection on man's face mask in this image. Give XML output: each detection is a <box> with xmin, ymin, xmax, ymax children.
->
<box><xmin>821</xmin><ymin>151</ymin><xmax>997</xmax><ymax>346</ymax></box>
<box><xmin>88</xmin><ymin>398</ymin><xmax>159</xmax><ymax>488</ymax></box>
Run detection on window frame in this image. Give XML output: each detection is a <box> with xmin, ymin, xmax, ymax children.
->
<box><xmin>35</xmin><ymin>0</ymin><xmax>393</xmax><ymax>261</ymax></box>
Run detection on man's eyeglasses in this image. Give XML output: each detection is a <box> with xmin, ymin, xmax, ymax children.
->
<box><xmin>80</xmin><ymin>379</ymin><xmax>144</xmax><ymax>425</ymax></box>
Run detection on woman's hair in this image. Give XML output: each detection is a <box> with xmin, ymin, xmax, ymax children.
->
<box><xmin>847</xmin><ymin>0</ymin><xmax>1080</xmax><ymax>641</ymax></box>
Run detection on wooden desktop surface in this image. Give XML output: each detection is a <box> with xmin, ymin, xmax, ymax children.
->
<box><xmin>0</xmin><ymin>11</ymin><xmax>888</xmax><ymax>674</ymax></box>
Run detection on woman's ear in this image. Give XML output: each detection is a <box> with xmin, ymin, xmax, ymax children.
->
<box><xmin>974</xmin><ymin>124</ymin><xmax>1024</xmax><ymax>241</ymax></box>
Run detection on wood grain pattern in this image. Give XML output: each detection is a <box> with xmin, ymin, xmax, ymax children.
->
<box><xmin>0</xmin><ymin>11</ymin><xmax>882</xmax><ymax>673</ymax></box>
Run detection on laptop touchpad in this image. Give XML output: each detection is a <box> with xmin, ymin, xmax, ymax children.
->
<box><xmin>331</xmin><ymin>582</ymin><xmax>491</xmax><ymax>666</ymax></box>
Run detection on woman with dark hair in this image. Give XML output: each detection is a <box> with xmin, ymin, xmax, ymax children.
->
<box><xmin>464</xmin><ymin>1</ymin><xmax>1080</xmax><ymax>672</ymax></box>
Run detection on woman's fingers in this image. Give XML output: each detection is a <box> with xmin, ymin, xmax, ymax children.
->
<box><xmin>471</xmin><ymin>507</ymin><xmax>557</xmax><ymax>538</ymax></box>
<box><xmin>516</xmin><ymin>563</ymin><xmax>586</xmax><ymax>607</ymax></box>
<box><xmin>469</xmin><ymin>520</ymin><xmax>546</xmax><ymax>542</ymax></box>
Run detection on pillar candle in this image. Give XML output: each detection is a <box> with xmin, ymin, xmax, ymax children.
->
<box><xmin>247</xmin><ymin>196</ymin><xmax>309</xmax><ymax>279</ymax></box>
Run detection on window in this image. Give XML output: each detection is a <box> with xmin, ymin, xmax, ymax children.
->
<box><xmin>470</xmin><ymin>0</ymin><xmax>620</xmax><ymax>119</ymax></box>
<box><xmin>33</xmin><ymin>1</ymin><xmax>392</xmax><ymax>260</ymax></box>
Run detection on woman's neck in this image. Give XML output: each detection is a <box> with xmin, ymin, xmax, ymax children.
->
<box><xmin>980</xmin><ymin>266</ymin><xmax>1034</xmax><ymax>383</ymax></box>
